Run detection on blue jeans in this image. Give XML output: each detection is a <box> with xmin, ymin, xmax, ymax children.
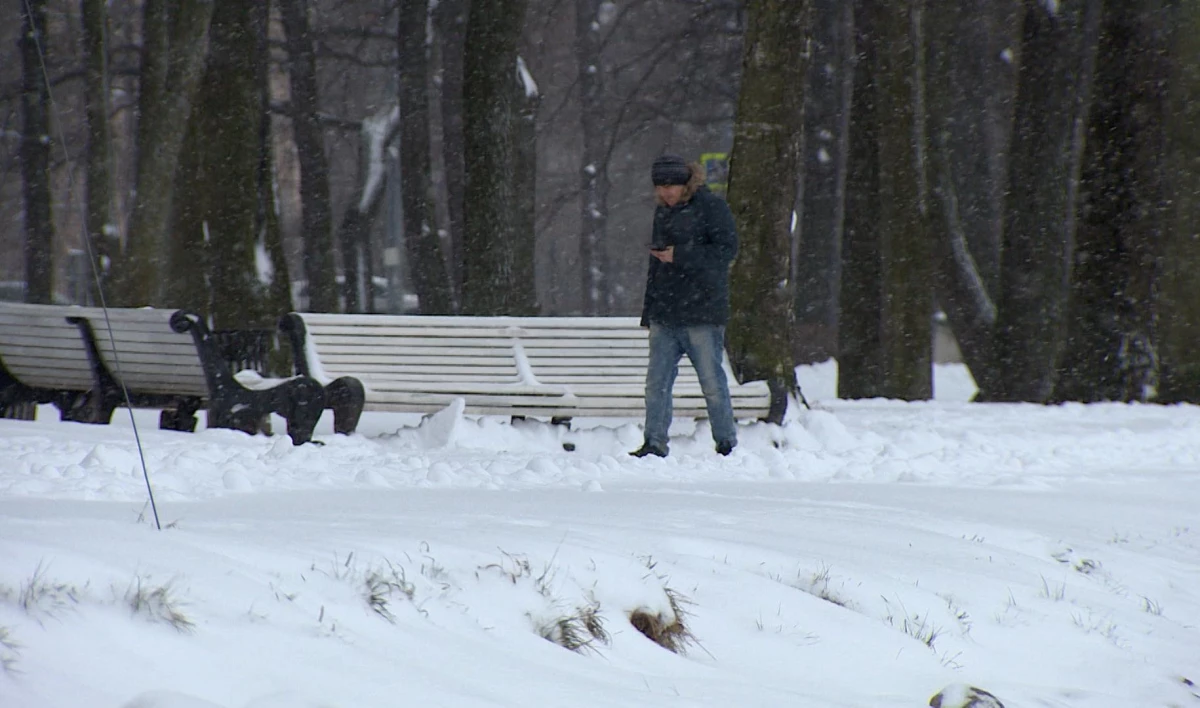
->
<box><xmin>643</xmin><ymin>323</ymin><xmax>738</xmax><ymax>450</ymax></box>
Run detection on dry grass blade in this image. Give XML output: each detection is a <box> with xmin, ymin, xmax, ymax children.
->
<box><xmin>0</xmin><ymin>625</ymin><xmax>19</xmax><ymax>674</ymax></box>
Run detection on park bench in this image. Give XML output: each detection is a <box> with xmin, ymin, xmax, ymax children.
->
<box><xmin>279</xmin><ymin>313</ymin><xmax>772</xmax><ymax>427</ymax></box>
<box><xmin>0</xmin><ymin>302</ymin><xmax>106</xmax><ymax>422</ymax></box>
<box><xmin>0</xmin><ymin>303</ymin><xmax>329</xmax><ymax>445</ymax></box>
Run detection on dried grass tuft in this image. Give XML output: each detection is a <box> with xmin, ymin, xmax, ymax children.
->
<box><xmin>628</xmin><ymin>587</ymin><xmax>695</xmax><ymax>654</ymax></box>
<box><xmin>125</xmin><ymin>577</ymin><xmax>194</xmax><ymax>633</ymax></box>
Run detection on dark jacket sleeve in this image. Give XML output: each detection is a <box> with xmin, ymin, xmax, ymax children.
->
<box><xmin>672</xmin><ymin>192</ymin><xmax>738</xmax><ymax>272</ymax></box>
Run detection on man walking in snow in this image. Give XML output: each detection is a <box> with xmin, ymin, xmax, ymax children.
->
<box><xmin>631</xmin><ymin>154</ymin><xmax>739</xmax><ymax>458</ymax></box>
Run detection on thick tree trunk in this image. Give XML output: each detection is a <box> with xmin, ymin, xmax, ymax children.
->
<box><xmin>20</xmin><ymin>0</ymin><xmax>54</xmax><ymax>305</ymax></box>
<box><xmin>461</xmin><ymin>0</ymin><xmax>538</xmax><ymax>316</ymax></box>
<box><xmin>82</xmin><ymin>0</ymin><xmax>116</xmax><ymax>304</ymax></box>
<box><xmin>576</xmin><ymin>0</ymin><xmax>610</xmax><ymax>315</ymax></box>
<box><xmin>986</xmin><ymin>0</ymin><xmax>1101</xmax><ymax>402</ymax></box>
<box><xmin>876</xmin><ymin>0</ymin><xmax>932</xmax><ymax>400</ymax></box>
<box><xmin>280</xmin><ymin>0</ymin><xmax>338</xmax><ymax>313</ymax></box>
<box><xmin>795</xmin><ymin>0</ymin><xmax>851</xmax><ymax>364</ymax></box>
<box><xmin>839</xmin><ymin>2</ymin><xmax>885</xmax><ymax>400</ymax></box>
<box><xmin>118</xmin><ymin>0</ymin><xmax>213</xmax><ymax>307</ymax></box>
<box><xmin>726</xmin><ymin>0</ymin><xmax>807</xmax><ymax>421</ymax></box>
<box><xmin>169</xmin><ymin>0</ymin><xmax>272</xmax><ymax>330</ymax></box>
<box><xmin>1155</xmin><ymin>0</ymin><xmax>1200</xmax><ymax>403</ymax></box>
<box><xmin>399</xmin><ymin>0</ymin><xmax>454</xmax><ymax>315</ymax></box>
<box><xmin>1054</xmin><ymin>0</ymin><xmax>1168</xmax><ymax>403</ymax></box>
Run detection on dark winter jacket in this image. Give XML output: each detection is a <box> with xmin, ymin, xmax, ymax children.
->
<box><xmin>640</xmin><ymin>166</ymin><xmax>738</xmax><ymax>327</ymax></box>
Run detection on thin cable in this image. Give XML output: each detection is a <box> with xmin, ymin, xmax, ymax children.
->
<box><xmin>21</xmin><ymin>0</ymin><xmax>161</xmax><ymax>530</ymax></box>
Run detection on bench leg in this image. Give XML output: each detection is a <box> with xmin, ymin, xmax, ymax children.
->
<box><xmin>325</xmin><ymin>376</ymin><xmax>365</xmax><ymax>435</ymax></box>
<box><xmin>59</xmin><ymin>389</ymin><xmax>116</xmax><ymax>425</ymax></box>
<box><xmin>1</xmin><ymin>400</ymin><xmax>35</xmax><ymax>420</ymax></box>
<box><xmin>764</xmin><ymin>379</ymin><xmax>789</xmax><ymax>425</ymax></box>
<box><xmin>159</xmin><ymin>400</ymin><xmax>200</xmax><ymax>433</ymax></box>
<box><xmin>278</xmin><ymin>377</ymin><xmax>325</xmax><ymax>445</ymax></box>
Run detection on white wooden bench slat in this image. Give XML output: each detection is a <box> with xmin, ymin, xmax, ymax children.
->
<box><xmin>2</xmin><ymin>369</ymin><xmax>94</xmax><ymax>389</ymax></box>
<box><xmin>358</xmin><ymin>381</ymin><xmax>571</xmax><ymax>395</ymax></box>
<box><xmin>314</xmin><ymin>356</ymin><xmax>700</xmax><ymax>377</ymax></box>
<box><xmin>348</xmin><ymin>370</ymin><xmax>521</xmax><ymax>380</ymax></box>
<box><xmin>350</xmin><ymin>372</ymin><xmax>521</xmax><ymax>382</ymax></box>
<box><xmin>299</xmin><ymin>313</ymin><xmax>643</xmax><ymax>328</ymax></box>
<box><xmin>307</xmin><ymin>341</ymin><xmax>652</xmax><ymax>355</ymax></box>
<box><xmin>317</xmin><ymin>353</ymin><xmax>520</xmax><ymax>367</ymax></box>
<box><xmin>0</xmin><ymin>344</ymin><xmax>96</xmax><ymax>362</ymax></box>
<box><xmin>306</xmin><ymin>331</ymin><xmax>648</xmax><ymax>345</ymax></box>
<box><xmin>0</xmin><ymin>317</ymin><xmax>97</xmax><ymax>334</ymax></box>
<box><xmin>96</xmin><ymin>361</ymin><xmax>209</xmax><ymax>377</ymax></box>
<box><xmin>94</xmin><ymin>341</ymin><xmax>205</xmax><ymax>360</ymax></box>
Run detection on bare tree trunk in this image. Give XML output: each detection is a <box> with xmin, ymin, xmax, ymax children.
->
<box><xmin>461</xmin><ymin>0</ymin><xmax>538</xmax><ymax>315</ymax></box>
<box><xmin>168</xmin><ymin>0</ymin><xmax>272</xmax><ymax>329</ymax></box>
<box><xmin>1158</xmin><ymin>0</ymin><xmax>1200</xmax><ymax>403</ymax></box>
<box><xmin>839</xmin><ymin>1</ymin><xmax>885</xmax><ymax>400</ymax></box>
<box><xmin>986</xmin><ymin>0</ymin><xmax>1102</xmax><ymax>402</ymax></box>
<box><xmin>1054</xmin><ymin>0</ymin><xmax>1168</xmax><ymax>403</ymax></box>
<box><xmin>514</xmin><ymin>57</ymin><xmax>540</xmax><ymax>293</ymax></box>
<box><xmin>260</xmin><ymin>109</ymin><xmax>292</xmax><ymax>322</ymax></box>
<box><xmin>435</xmin><ymin>0</ymin><xmax>468</xmax><ymax>302</ymax></box>
<box><xmin>795</xmin><ymin>0</ymin><xmax>851</xmax><ymax>363</ymax></box>
<box><xmin>576</xmin><ymin>0</ymin><xmax>610</xmax><ymax>315</ymax></box>
<box><xmin>924</xmin><ymin>0</ymin><xmax>1002</xmax><ymax>396</ymax></box>
<box><xmin>118</xmin><ymin>0</ymin><xmax>213</xmax><ymax>307</ymax></box>
<box><xmin>726</xmin><ymin>0</ymin><xmax>807</xmax><ymax>421</ymax></box>
<box><xmin>280</xmin><ymin>0</ymin><xmax>338</xmax><ymax>313</ymax></box>
<box><xmin>336</xmin><ymin>106</ymin><xmax>401</xmax><ymax>315</ymax></box>
<box><xmin>20</xmin><ymin>0</ymin><xmax>54</xmax><ymax>305</ymax></box>
<box><xmin>877</xmin><ymin>0</ymin><xmax>932</xmax><ymax>400</ymax></box>
<box><xmin>82</xmin><ymin>0</ymin><xmax>115</xmax><ymax>304</ymax></box>
<box><xmin>934</xmin><ymin>0</ymin><xmax>1014</xmax><ymax>297</ymax></box>
<box><xmin>399</xmin><ymin>0</ymin><xmax>454</xmax><ymax>315</ymax></box>
<box><xmin>165</xmin><ymin>88</ymin><xmax>210</xmax><ymax>314</ymax></box>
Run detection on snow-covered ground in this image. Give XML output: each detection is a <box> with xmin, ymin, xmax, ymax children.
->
<box><xmin>1</xmin><ymin>361</ymin><xmax>1197</xmax><ymax>708</ymax></box>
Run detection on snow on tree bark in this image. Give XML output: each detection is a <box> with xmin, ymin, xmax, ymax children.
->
<box><xmin>576</xmin><ymin>0</ymin><xmax>610</xmax><ymax>316</ymax></box>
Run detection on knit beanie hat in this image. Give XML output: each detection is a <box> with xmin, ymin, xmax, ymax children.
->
<box><xmin>651</xmin><ymin>154</ymin><xmax>690</xmax><ymax>186</ymax></box>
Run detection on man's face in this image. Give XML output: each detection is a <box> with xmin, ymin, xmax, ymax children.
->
<box><xmin>655</xmin><ymin>184</ymin><xmax>685</xmax><ymax>207</ymax></box>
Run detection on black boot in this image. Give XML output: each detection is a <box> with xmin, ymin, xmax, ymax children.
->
<box><xmin>716</xmin><ymin>440</ymin><xmax>735</xmax><ymax>456</ymax></box>
<box><xmin>630</xmin><ymin>443</ymin><xmax>668</xmax><ymax>458</ymax></box>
